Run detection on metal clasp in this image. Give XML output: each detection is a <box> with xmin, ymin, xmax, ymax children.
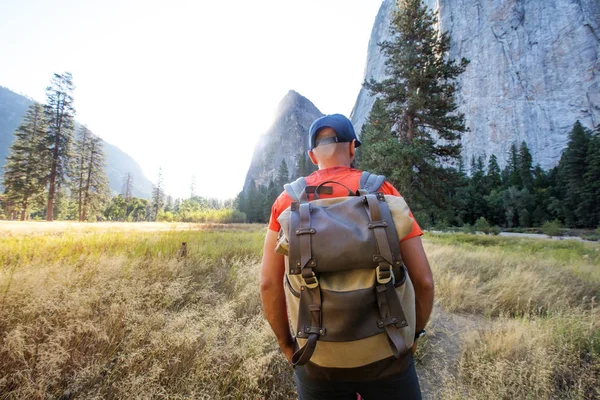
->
<box><xmin>376</xmin><ymin>265</ymin><xmax>395</xmax><ymax>285</ymax></box>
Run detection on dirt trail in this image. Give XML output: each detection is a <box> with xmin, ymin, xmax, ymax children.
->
<box><xmin>416</xmin><ymin>305</ymin><xmax>488</xmax><ymax>399</ymax></box>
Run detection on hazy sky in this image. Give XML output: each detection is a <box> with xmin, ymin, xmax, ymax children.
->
<box><xmin>0</xmin><ymin>0</ymin><xmax>383</xmax><ymax>199</ymax></box>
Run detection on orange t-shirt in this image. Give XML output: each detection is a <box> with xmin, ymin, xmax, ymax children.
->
<box><xmin>268</xmin><ymin>166</ymin><xmax>423</xmax><ymax>241</ymax></box>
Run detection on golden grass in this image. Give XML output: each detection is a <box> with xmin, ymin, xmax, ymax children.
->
<box><xmin>0</xmin><ymin>227</ymin><xmax>598</xmax><ymax>399</ymax></box>
<box><xmin>423</xmin><ymin>234</ymin><xmax>600</xmax><ymax>316</ymax></box>
<box><xmin>0</xmin><ymin>225</ymin><xmax>295</xmax><ymax>399</ymax></box>
<box><xmin>421</xmin><ymin>233</ymin><xmax>600</xmax><ymax>399</ymax></box>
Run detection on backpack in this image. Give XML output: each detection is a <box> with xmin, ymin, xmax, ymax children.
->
<box><xmin>276</xmin><ymin>171</ymin><xmax>417</xmax><ymax>379</ymax></box>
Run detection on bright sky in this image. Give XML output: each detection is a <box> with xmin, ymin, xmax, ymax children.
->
<box><xmin>0</xmin><ymin>0</ymin><xmax>383</xmax><ymax>199</ymax></box>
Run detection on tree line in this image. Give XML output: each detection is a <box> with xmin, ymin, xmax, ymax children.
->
<box><xmin>356</xmin><ymin>0</ymin><xmax>599</xmax><ymax>230</ymax></box>
<box><xmin>0</xmin><ymin>73</ymin><xmax>243</xmax><ymax>224</ymax></box>
<box><xmin>235</xmin><ymin>0</ymin><xmax>599</xmax><ymax>232</ymax></box>
<box><xmin>236</xmin><ymin>156</ymin><xmax>317</xmax><ymax>223</ymax></box>
<box><xmin>1</xmin><ymin>73</ymin><xmax>110</xmax><ymax>221</ymax></box>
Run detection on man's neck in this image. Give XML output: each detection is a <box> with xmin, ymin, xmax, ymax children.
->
<box><xmin>318</xmin><ymin>160</ymin><xmax>351</xmax><ymax>170</ymax></box>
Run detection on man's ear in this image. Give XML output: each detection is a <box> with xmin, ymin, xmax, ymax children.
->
<box><xmin>308</xmin><ymin>150</ymin><xmax>318</xmax><ymax>166</ymax></box>
<box><xmin>349</xmin><ymin>140</ymin><xmax>356</xmax><ymax>159</ymax></box>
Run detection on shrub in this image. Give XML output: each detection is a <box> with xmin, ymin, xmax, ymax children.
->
<box><xmin>413</xmin><ymin>211</ymin><xmax>432</xmax><ymax>229</ymax></box>
<box><xmin>460</xmin><ymin>223</ymin><xmax>474</xmax><ymax>234</ymax></box>
<box><xmin>490</xmin><ymin>225</ymin><xmax>502</xmax><ymax>235</ymax></box>
<box><xmin>541</xmin><ymin>219</ymin><xmax>564</xmax><ymax>237</ymax></box>
<box><xmin>157</xmin><ymin>210</ymin><xmax>175</xmax><ymax>222</ymax></box>
<box><xmin>434</xmin><ymin>219</ymin><xmax>449</xmax><ymax>231</ymax></box>
<box><xmin>473</xmin><ymin>217</ymin><xmax>491</xmax><ymax>233</ymax></box>
<box><xmin>177</xmin><ymin>208</ymin><xmax>246</xmax><ymax>224</ymax></box>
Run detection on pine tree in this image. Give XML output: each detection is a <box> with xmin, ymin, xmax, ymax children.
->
<box><xmin>557</xmin><ymin>121</ymin><xmax>591</xmax><ymax>227</ymax></box>
<box><xmin>583</xmin><ymin>127</ymin><xmax>600</xmax><ymax>227</ymax></box>
<box><xmin>531</xmin><ymin>164</ymin><xmax>551</xmax><ymax>225</ymax></box>
<box><xmin>485</xmin><ymin>154</ymin><xmax>502</xmax><ymax>191</ymax></box>
<box><xmin>295</xmin><ymin>154</ymin><xmax>311</xmax><ymax>179</ymax></box>
<box><xmin>44</xmin><ymin>72</ymin><xmax>76</xmax><ymax>221</ymax></box>
<box><xmin>518</xmin><ymin>141</ymin><xmax>534</xmax><ymax>191</ymax></box>
<box><xmin>358</xmin><ymin>99</ymin><xmax>405</xmax><ymax>185</ymax></box>
<box><xmin>123</xmin><ymin>173</ymin><xmax>134</xmax><ymax>200</ymax></box>
<box><xmin>151</xmin><ymin>168</ymin><xmax>165</xmax><ymax>220</ymax></box>
<box><xmin>245</xmin><ymin>180</ymin><xmax>266</xmax><ymax>223</ymax></box>
<box><xmin>190</xmin><ymin>174</ymin><xmax>197</xmax><ymax>198</ymax></box>
<box><xmin>276</xmin><ymin>160</ymin><xmax>289</xmax><ymax>188</ymax></box>
<box><xmin>365</xmin><ymin>0</ymin><xmax>468</xmax><ymax>148</ymax></box>
<box><xmin>81</xmin><ymin>134</ymin><xmax>109</xmax><ymax>221</ymax></box>
<box><xmin>165</xmin><ymin>195</ymin><xmax>174</xmax><ymax>213</ymax></box>
<box><xmin>264</xmin><ymin>179</ymin><xmax>279</xmax><ymax>221</ymax></box>
<box><xmin>504</xmin><ymin>143</ymin><xmax>522</xmax><ymax>189</ymax></box>
<box><xmin>2</xmin><ymin>103</ymin><xmax>49</xmax><ymax>220</ymax></box>
<box><xmin>362</xmin><ymin>0</ymin><xmax>468</xmax><ymax>213</ymax></box>
<box><xmin>72</xmin><ymin>125</ymin><xmax>91</xmax><ymax>221</ymax></box>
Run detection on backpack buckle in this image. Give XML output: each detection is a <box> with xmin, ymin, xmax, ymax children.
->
<box><xmin>301</xmin><ymin>267</ymin><xmax>319</xmax><ymax>289</ymax></box>
<box><xmin>376</xmin><ymin>265</ymin><xmax>395</xmax><ymax>285</ymax></box>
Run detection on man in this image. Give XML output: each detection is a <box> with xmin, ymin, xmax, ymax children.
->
<box><xmin>260</xmin><ymin>114</ymin><xmax>434</xmax><ymax>399</ymax></box>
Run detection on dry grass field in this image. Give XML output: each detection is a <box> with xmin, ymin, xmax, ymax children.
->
<box><xmin>0</xmin><ymin>223</ymin><xmax>598</xmax><ymax>399</ymax></box>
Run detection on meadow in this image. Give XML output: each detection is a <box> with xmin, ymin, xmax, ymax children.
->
<box><xmin>0</xmin><ymin>223</ymin><xmax>598</xmax><ymax>399</ymax></box>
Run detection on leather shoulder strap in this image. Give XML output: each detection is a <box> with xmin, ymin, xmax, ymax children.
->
<box><xmin>359</xmin><ymin>171</ymin><xmax>386</xmax><ymax>193</ymax></box>
<box><xmin>284</xmin><ymin>177</ymin><xmax>309</xmax><ymax>202</ymax></box>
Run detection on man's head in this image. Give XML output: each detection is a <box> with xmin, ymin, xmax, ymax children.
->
<box><xmin>307</xmin><ymin>114</ymin><xmax>361</xmax><ymax>169</ymax></box>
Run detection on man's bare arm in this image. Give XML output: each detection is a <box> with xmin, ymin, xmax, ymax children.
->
<box><xmin>400</xmin><ymin>236</ymin><xmax>434</xmax><ymax>334</ymax></box>
<box><xmin>260</xmin><ymin>229</ymin><xmax>294</xmax><ymax>362</ymax></box>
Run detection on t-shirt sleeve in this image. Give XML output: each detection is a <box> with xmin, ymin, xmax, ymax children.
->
<box><xmin>267</xmin><ymin>193</ymin><xmax>290</xmax><ymax>232</ymax></box>
<box><xmin>381</xmin><ymin>182</ymin><xmax>424</xmax><ymax>241</ymax></box>
<box><xmin>267</xmin><ymin>201</ymin><xmax>282</xmax><ymax>232</ymax></box>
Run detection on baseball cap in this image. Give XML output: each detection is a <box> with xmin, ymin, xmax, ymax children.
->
<box><xmin>309</xmin><ymin>114</ymin><xmax>361</xmax><ymax>150</ymax></box>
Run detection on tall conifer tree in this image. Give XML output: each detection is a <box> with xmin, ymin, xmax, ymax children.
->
<box><xmin>44</xmin><ymin>72</ymin><xmax>75</xmax><ymax>221</ymax></box>
<box><xmin>81</xmin><ymin>134</ymin><xmax>109</xmax><ymax>221</ymax></box>
<box><xmin>151</xmin><ymin>168</ymin><xmax>165</xmax><ymax>220</ymax></box>
<box><xmin>557</xmin><ymin>121</ymin><xmax>590</xmax><ymax>227</ymax></box>
<box><xmin>361</xmin><ymin>0</ymin><xmax>468</xmax><ymax>214</ymax></box>
<box><xmin>2</xmin><ymin>103</ymin><xmax>49</xmax><ymax>220</ymax></box>
<box><xmin>583</xmin><ymin>127</ymin><xmax>600</xmax><ymax>227</ymax></box>
<box><xmin>518</xmin><ymin>141</ymin><xmax>534</xmax><ymax>191</ymax></box>
<box><xmin>72</xmin><ymin>125</ymin><xmax>91</xmax><ymax>221</ymax></box>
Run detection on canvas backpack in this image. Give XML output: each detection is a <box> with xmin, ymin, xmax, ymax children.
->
<box><xmin>275</xmin><ymin>171</ymin><xmax>417</xmax><ymax>378</ymax></box>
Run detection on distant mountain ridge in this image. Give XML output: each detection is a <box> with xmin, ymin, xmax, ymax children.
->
<box><xmin>0</xmin><ymin>86</ymin><xmax>153</xmax><ymax>198</ymax></box>
<box><xmin>243</xmin><ymin>90</ymin><xmax>323</xmax><ymax>191</ymax></box>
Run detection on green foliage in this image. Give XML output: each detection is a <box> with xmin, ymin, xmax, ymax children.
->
<box><xmin>541</xmin><ymin>219</ymin><xmax>564</xmax><ymax>237</ymax></box>
<box><xmin>2</xmin><ymin>103</ymin><xmax>49</xmax><ymax>220</ymax></box>
<box><xmin>71</xmin><ymin>126</ymin><xmax>110</xmax><ymax>221</ymax></box>
<box><xmin>167</xmin><ymin>208</ymin><xmax>246</xmax><ymax>223</ymax></box>
<box><xmin>360</xmin><ymin>0</ymin><xmax>468</xmax><ymax>217</ymax></box>
<box><xmin>276</xmin><ymin>159</ymin><xmax>289</xmax><ymax>189</ymax></box>
<box><xmin>151</xmin><ymin>168</ymin><xmax>165</xmax><ymax>221</ymax></box>
<box><xmin>555</xmin><ymin>121</ymin><xmax>592</xmax><ymax>228</ymax></box>
<box><xmin>460</xmin><ymin>223</ymin><xmax>474</xmax><ymax>234</ymax></box>
<box><xmin>412</xmin><ymin>210</ymin><xmax>433</xmax><ymax>230</ymax></box>
<box><xmin>44</xmin><ymin>72</ymin><xmax>76</xmax><ymax>221</ymax></box>
<box><xmin>583</xmin><ymin>128</ymin><xmax>600</xmax><ymax>227</ymax></box>
<box><xmin>473</xmin><ymin>217</ymin><xmax>491</xmax><ymax>233</ymax></box>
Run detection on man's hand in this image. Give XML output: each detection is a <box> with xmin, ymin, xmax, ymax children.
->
<box><xmin>280</xmin><ymin>339</ymin><xmax>295</xmax><ymax>364</ymax></box>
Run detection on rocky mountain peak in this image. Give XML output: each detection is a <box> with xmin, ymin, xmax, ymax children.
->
<box><xmin>243</xmin><ymin>91</ymin><xmax>323</xmax><ymax>191</ymax></box>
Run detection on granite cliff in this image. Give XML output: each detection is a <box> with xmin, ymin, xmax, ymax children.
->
<box><xmin>243</xmin><ymin>90</ymin><xmax>323</xmax><ymax>191</ymax></box>
<box><xmin>351</xmin><ymin>0</ymin><xmax>600</xmax><ymax>170</ymax></box>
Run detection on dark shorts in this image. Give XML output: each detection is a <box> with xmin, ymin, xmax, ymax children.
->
<box><xmin>293</xmin><ymin>356</ymin><xmax>422</xmax><ymax>400</ymax></box>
